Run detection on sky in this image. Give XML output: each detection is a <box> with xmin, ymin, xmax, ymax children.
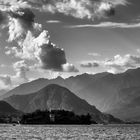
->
<box><xmin>0</xmin><ymin>0</ymin><xmax>140</xmax><ymax>90</ymax></box>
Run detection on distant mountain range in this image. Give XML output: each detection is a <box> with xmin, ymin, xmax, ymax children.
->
<box><xmin>4</xmin><ymin>84</ymin><xmax>121</xmax><ymax>123</ymax></box>
<box><xmin>1</xmin><ymin>68</ymin><xmax>140</xmax><ymax>121</ymax></box>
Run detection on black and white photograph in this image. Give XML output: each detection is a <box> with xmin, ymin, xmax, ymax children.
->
<box><xmin>0</xmin><ymin>0</ymin><xmax>140</xmax><ymax>139</ymax></box>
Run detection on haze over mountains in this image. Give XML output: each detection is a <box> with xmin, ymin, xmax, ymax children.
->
<box><xmin>4</xmin><ymin>84</ymin><xmax>122</xmax><ymax>123</ymax></box>
<box><xmin>1</xmin><ymin>68</ymin><xmax>140</xmax><ymax>121</ymax></box>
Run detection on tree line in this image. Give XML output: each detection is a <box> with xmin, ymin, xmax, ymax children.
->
<box><xmin>20</xmin><ymin>110</ymin><xmax>96</xmax><ymax>125</ymax></box>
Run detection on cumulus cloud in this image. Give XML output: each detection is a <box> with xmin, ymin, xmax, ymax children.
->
<box><xmin>0</xmin><ymin>75</ymin><xmax>12</xmax><ymax>90</ymax></box>
<box><xmin>80</xmin><ymin>54</ymin><xmax>140</xmax><ymax>73</ymax></box>
<box><xmin>7</xmin><ymin>8</ymin><xmax>38</xmax><ymax>43</ymax></box>
<box><xmin>104</xmin><ymin>54</ymin><xmax>140</xmax><ymax>73</ymax></box>
<box><xmin>0</xmin><ymin>60</ymin><xmax>29</xmax><ymax>90</ymax></box>
<box><xmin>0</xmin><ymin>4</ymin><xmax>41</xmax><ymax>43</ymax></box>
<box><xmin>7</xmin><ymin>8</ymin><xmax>35</xmax><ymax>41</ymax></box>
<box><xmin>6</xmin><ymin>30</ymin><xmax>78</xmax><ymax>72</ymax></box>
<box><xmin>9</xmin><ymin>8</ymin><xmax>35</xmax><ymax>27</ymax></box>
<box><xmin>0</xmin><ymin>1</ymin><xmax>78</xmax><ymax>73</ymax></box>
<box><xmin>80</xmin><ymin>61</ymin><xmax>100</xmax><ymax>68</ymax></box>
<box><xmin>95</xmin><ymin>2</ymin><xmax>115</xmax><ymax>18</ymax></box>
<box><xmin>62</xmin><ymin>63</ymin><xmax>79</xmax><ymax>72</ymax></box>
<box><xmin>13</xmin><ymin>60</ymin><xmax>29</xmax><ymax>83</ymax></box>
<box><xmin>0</xmin><ymin>0</ymin><xmax>79</xmax><ymax>74</ymax></box>
<box><xmin>6</xmin><ymin>31</ymin><xmax>49</xmax><ymax>60</ymax></box>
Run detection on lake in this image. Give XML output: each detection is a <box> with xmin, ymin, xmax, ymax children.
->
<box><xmin>0</xmin><ymin>124</ymin><xmax>140</xmax><ymax>139</ymax></box>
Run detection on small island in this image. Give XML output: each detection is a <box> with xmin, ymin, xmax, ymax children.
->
<box><xmin>20</xmin><ymin>110</ymin><xmax>94</xmax><ymax>125</ymax></box>
<box><xmin>0</xmin><ymin>109</ymin><xmax>96</xmax><ymax>125</ymax></box>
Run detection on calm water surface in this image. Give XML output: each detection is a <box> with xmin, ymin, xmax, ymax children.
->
<box><xmin>0</xmin><ymin>124</ymin><xmax>140</xmax><ymax>140</ymax></box>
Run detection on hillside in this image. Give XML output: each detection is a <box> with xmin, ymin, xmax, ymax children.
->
<box><xmin>4</xmin><ymin>84</ymin><xmax>121</xmax><ymax>123</ymax></box>
<box><xmin>0</xmin><ymin>101</ymin><xmax>20</xmax><ymax>115</ymax></box>
<box><xmin>2</xmin><ymin>68</ymin><xmax>140</xmax><ymax>121</ymax></box>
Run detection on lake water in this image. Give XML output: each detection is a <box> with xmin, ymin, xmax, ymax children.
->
<box><xmin>0</xmin><ymin>124</ymin><xmax>140</xmax><ymax>140</ymax></box>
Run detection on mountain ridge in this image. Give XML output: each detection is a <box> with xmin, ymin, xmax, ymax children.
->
<box><xmin>4</xmin><ymin>84</ymin><xmax>122</xmax><ymax>123</ymax></box>
<box><xmin>2</xmin><ymin>67</ymin><xmax>140</xmax><ymax>121</ymax></box>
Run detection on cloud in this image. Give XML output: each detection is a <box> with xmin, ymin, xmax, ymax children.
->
<box><xmin>104</xmin><ymin>54</ymin><xmax>140</xmax><ymax>73</ymax></box>
<box><xmin>0</xmin><ymin>5</ymin><xmax>41</xmax><ymax>43</ymax></box>
<box><xmin>67</xmin><ymin>22</ymin><xmax>140</xmax><ymax>29</ymax></box>
<box><xmin>0</xmin><ymin>0</ymin><xmax>79</xmax><ymax>73</ymax></box>
<box><xmin>6</xmin><ymin>30</ymin><xmax>78</xmax><ymax>72</ymax></box>
<box><xmin>0</xmin><ymin>60</ymin><xmax>30</xmax><ymax>90</ymax></box>
<box><xmin>0</xmin><ymin>75</ymin><xmax>12</xmax><ymax>90</ymax></box>
<box><xmin>13</xmin><ymin>60</ymin><xmax>29</xmax><ymax>83</ymax></box>
<box><xmin>8</xmin><ymin>8</ymin><xmax>37</xmax><ymax>42</ymax></box>
<box><xmin>6</xmin><ymin>31</ymin><xmax>49</xmax><ymax>60</ymax></box>
<box><xmin>80</xmin><ymin>61</ymin><xmax>100</xmax><ymax>68</ymax></box>
<box><xmin>0</xmin><ymin>3</ymin><xmax>77</xmax><ymax>73</ymax></box>
<box><xmin>0</xmin><ymin>0</ymin><xmax>31</xmax><ymax>11</ymax></box>
<box><xmin>46</xmin><ymin>20</ymin><xmax>61</xmax><ymax>23</ymax></box>
<box><xmin>0</xmin><ymin>0</ymin><xmax>126</xmax><ymax>20</ymax></box>
<box><xmin>7</xmin><ymin>31</ymin><xmax>63</xmax><ymax>71</ymax></box>
<box><xmin>95</xmin><ymin>1</ymin><xmax>115</xmax><ymax>18</ymax></box>
<box><xmin>40</xmin><ymin>42</ymin><xmax>66</xmax><ymax>71</ymax></box>
<box><xmin>41</xmin><ymin>0</ymin><xmax>119</xmax><ymax>20</ymax></box>
<box><xmin>9</xmin><ymin>8</ymin><xmax>35</xmax><ymax>27</ymax></box>
<box><xmin>80</xmin><ymin>54</ymin><xmax>140</xmax><ymax>73</ymax></box>
<box><xmin>62</xmin><ymin>63</ymin><xmax>79</xmax><ymax>72</ymax></box>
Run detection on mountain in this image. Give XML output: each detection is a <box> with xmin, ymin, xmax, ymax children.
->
<box><xmin>0</xmin><ymin>101</ymin><xmax>20</xmax><ymax>115</ymax></box>
<box><xmin>4</xmin><ymin>84</ymin><xmax>122</xmax><ymax>124</ymax></box>
<box><xmin>2</xmin><ymin>67</ymin><xmax>140</xmax><ymax>121</ymax></box>
<box><xmin>107</xmin><ymin>86</ymin><xmax>140</xmax><ymax>121</ymax></box>
<box><xmin>0</xmin><ymin>72</ymin><xmax>109</xmax><ymax>104</ymax></box>
<box><xmin>0</xmin><ymin>78</ymin><xmax>49</xmax><ymax>99</ymax></box>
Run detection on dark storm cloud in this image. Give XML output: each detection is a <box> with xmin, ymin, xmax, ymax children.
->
<box><xmin>38</xmin><ymin>39</ymin><xmax>79</xmax><ymax>72</ymax></box>
<box><xmin>39</xmin><ymin>41</ymin><xmax>79</xmax><ymax>72</ymax></box>
<box><xmin>40</xmin><ymin>42</ymin><xmax>66</xmax><ymax>71</ymax></box>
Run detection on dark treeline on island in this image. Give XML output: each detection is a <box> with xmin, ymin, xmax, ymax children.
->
<box><xmin>0</xmin><ymin>109</ymin><xmax>96</xmax><ymax>125</ymax></box>
<box><xmin>20</xmin><ymin>110</ymin><xmax>95</xmax><ymax>125</ymax></box>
